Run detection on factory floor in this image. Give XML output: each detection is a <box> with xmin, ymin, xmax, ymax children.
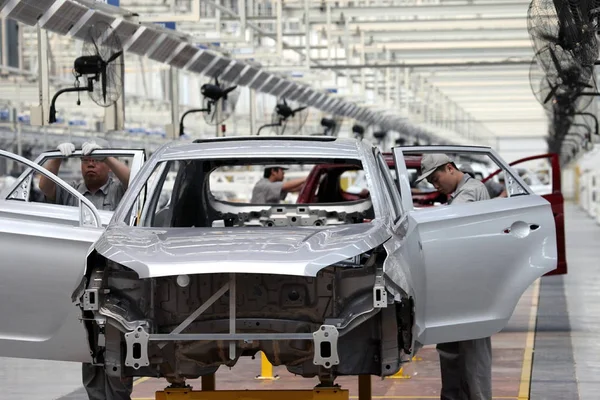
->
<box><xmin>0</xmin><ymin>203</ymin><xmax>594</xmax><ymax>400</ymax></box>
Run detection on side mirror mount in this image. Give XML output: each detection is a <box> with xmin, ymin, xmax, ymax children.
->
<box><xmin>80</xmin><ymin>200</ymin><xmax>101</xmax><ymax>228</ymax></box>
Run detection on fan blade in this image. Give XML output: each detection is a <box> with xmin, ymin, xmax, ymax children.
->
<box><xmin>215</xmin><ymin>76</ymin><xmax>220</xmax><ymax>87</ymax></box>
<box><xmin>224</xmin><ymin>86</ymin><xmax>237</xmax><ymax>95</ymax></box>
<box><xmin>548</xmin><ymin>46</ymin><xmax>564</xmax><ymax>76</ymax></box>
<box><xmin>539</xmin><ymin>33</ymin><xmax>560</xmax><ymax>44</ymax></box>
<box><xmin>544</xmin><ymin>83</ymin><xmax>559</xmax><ymax>104</ymax></box>
<box><xmin>102</xmin><ymin>68</ymin><xmax>108</xmax><ymax>104</ymax></box>
<box><xmin>293</xmin><ymin>106</ymin><xmax>307</xmax><ymax>113</ymax></box>
<box><xmin>107</xmin><ymin>50</ymin><xmax>123</xmax><ymax>64</ymax></box>
<box><xmin>283</xmin><ymin>98</ymin><xmax>288</xmax><ymax>107</ymax></box>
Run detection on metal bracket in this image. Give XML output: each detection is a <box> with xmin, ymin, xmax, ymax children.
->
<box><xmin>83</xmin><ymin>288</ymin><xmax>99</xmax><ymax>311</ymax></box>
<box><xmin>373</xmin><ymin>275</ymin><xmax>388</xmax><ymax>308</ymax></box>
<box><xmin>124</xmin><ymin>326</ymin><xmax>150</xmax><ymax>370</ymax></box>
<box><xmin>312</xmin><ymin>325</ymin><xmax>340</xmax><ymax>369</ymax></box>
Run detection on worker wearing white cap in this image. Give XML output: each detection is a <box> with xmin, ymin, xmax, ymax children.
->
<box><xmin>250</xmin><ymin>165</ymin><xmax>307</xmax><ymax>204</ymax></box>
<box><xmin>416</xmin><ymin>153</ymin><xmax>492</xmax><ymax>400</ymax></box>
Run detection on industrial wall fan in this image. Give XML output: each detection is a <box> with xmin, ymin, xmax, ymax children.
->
<box><xmin>257</xmin><ymin>98</ymin><xmax>308</xmax><ymax>135</ymax></box>
<box><xmin>319</xmin><ymin>116</ymin><xmax>343</xmax><ymax>136</ymax></box>
<box><xmin>179</xmin><ymin>76</ymin><xmax>239</xmax><ymax>136</ymax></box>
<box><xmin>49</xmin><ymin>22</ymin><xmax>123</xmax><ymax>123</ymax></box>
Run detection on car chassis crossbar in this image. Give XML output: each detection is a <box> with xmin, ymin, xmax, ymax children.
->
<box><xmin>122</xmin><ymin>274</ymin><xmax>341</xmax><ymax>371</ymax></box>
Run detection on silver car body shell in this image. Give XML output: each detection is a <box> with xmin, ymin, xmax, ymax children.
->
<box><xmin>100</xmin><ymin>138</ymin><xmax>395</xmax><ymax>279</ymax></box>
<box><xmin>0</xmin><ymin>139</ymin><xmax>558</xmax><ymax>366</ymax></box>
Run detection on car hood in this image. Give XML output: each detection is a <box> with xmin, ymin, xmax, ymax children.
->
<box><xmin>94</xmin><ymin>221</ymin><xmax>390</xmax><ymax>279</ymax></box>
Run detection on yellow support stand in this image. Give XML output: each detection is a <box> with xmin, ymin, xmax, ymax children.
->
<box><xmin>385</xmin><ymin>356</ymin><xmax>421</xmax><ymax>380</ymax></box>
<box><xmin>156</xmin><ymin>388</ymin><xmax>349</xmax><ymax>400</ymax></box>
<box><xmin>255</xmin><ymin>352</ymin><xmax>280</xmax><ymax>380</ymax></box>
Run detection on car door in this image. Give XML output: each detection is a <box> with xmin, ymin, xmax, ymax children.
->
<box><xmin>3</xmin><ymin>148</ymin><xmax>145</xmax><ymax>224</ymax></box>
<box><xmin>0</xmin><ymin>149</ymin><xmax>105</xmax><ymax>362</ymax></box>
<box><xmin>507</xmin><ymin>153</ymin><xmax>566</xmax><ymax>275</ymax></box>
<box><xmin>390</xmin><ymin>146</ymin><xmax>557</xmax><ymax>347</ymax></box>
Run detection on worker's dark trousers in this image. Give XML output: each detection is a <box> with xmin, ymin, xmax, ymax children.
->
<box><xmin>82</xmin><ymin>363</ymin><xmax>133</xmax><ymax>400</ymax></box>
<box><xmin>436</xmin><ymin>337</ymin><xmax>492</xmax><ymax>400</ymax></box>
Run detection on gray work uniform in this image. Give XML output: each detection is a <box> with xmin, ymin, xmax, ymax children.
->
<box><xmin>438</xmin><ymin>174</ymin><xmax>492</xmax><ymax>400</ymax></box>
<box><xmin>484</xmin><ymin>179</ymin><xmax>504</xmax><ymax>198</ymax></box>
<box><xmin>54</xmin><ymin>177</ymin><xmax>132</xmax><ymax>400</ymax></box>
<box><xmin>250</xmin><ymin>178</ymin><xmax>287</xmax><ymax>203</ymax></box>
<box><xmin>55</xmin><ymin>177</ymin><xmax>125</xmax><ymax>211</ymax></box>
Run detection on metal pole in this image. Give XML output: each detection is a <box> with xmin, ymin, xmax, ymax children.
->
<box><xmin>304</xmin><ymin>0</ymin><xmax>310</xmax><ymax>69</ymax></box>
<box><xmin>37</xmin><ymin>25</ymin><xmax>50</xmax><ymax>125</ymax></box>
<box><xmin>276</xmin><ymin>0</ymin><xmax>283</xmax><ymax>58</ymax></box>
<box><xmin>360</xmin><ymin>32</ymin><xmax>366</xmax><ymax>96</ymax></box>
<box><xmin>404</xmin><ymin>68</ymin><xmax>410</xmax><ymax>118</ymax></box>
<box><xmin>229</xmin><ymin>273</ymin><xmax>236</xmax><ymax>360</ymax></box>
<box><xmin>238</xmin><ymin>0</ymin><xmax>246</xmax><ymax>38</ymax></box>
<box><xmin>250</xmin><ymin>89</ymin><xmax>257</xmax><ymax>135</ymax></box>
<box><xmin>169</xmin><ymin>66</ymin><xmax>180</xmax><ymax>140</ymax></box>
<box><xmin>396</xmin><ymin>68</ymin><xmax>401</xmax><ymax>112</ymax></box>
<box><xmin>2</xmin><ymin>16</ymin><xmax>8</xmax><ymax>67</ymax></box>
<box><xmin>326</xmin><ymin>2</ymin><xmax>332</xmax><ymax>64</ymax></box>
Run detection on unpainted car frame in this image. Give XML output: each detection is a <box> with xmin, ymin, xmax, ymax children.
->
<box><xmin>0</xmin><ymin>137</ymin><xmax>557</xmax><ymax>386</ymax></box>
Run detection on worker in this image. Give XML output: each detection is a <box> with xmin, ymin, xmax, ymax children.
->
<box><xmin>460</xmin><ymin>164</ymin><xmax>507</xmax><ymax>199</ymax></box>
<box><xmin>416</xmin><ymin>153</ymin><xmax>492</xmax><ymax>400</ymax></box>
<box><xmin>38</xmin><ymin>140</ymin><xmax>132</xmax><ymax>400</ymax></box>
<box><xmin>250</xmin><ymin>165</ymin><xmax>307</xmax><ymax>204</ymax></box>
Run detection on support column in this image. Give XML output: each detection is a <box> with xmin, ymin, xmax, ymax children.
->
<box><xmin>360</xmin><ymin>32</ymin><xmax>366</xmax><ymax>96</ymax></box>
<box><xmin>326</xmin><ymin>2</ymin><xmax>332</xmax><ymax>63</ymax></box>
<box><xmin>249</xmin><ymin>89</ymin><xmax>256</xmax><ymax>135</ymax></box>
<box><xmin>104</xmin><ymin>51</ymin><xmax>125</xmax><ymax>132</ymax></box>
<box><xmin>404</xmin><ymin>68</ymin><xmax>410</xmax><ymax>118</ymax></box>
<box><xmin>276</xmin><ymin>0</ymin><xmax>282</xmax><ymax>58</ymax></box>
<box><xmin>304</xmin><ymin>0</ymin><xmax>310</xmax><ymax>69</ymax></box>
<box><xmin>201</xmin><ymin>374</ymin><xmax>215</xmax><ymax>391</ymax></box>
<box><xmin>395</xmin><ymin>68</ymin><xmax>401</xmax><ymax>112</ymax></box>
<box><xmin>358</xmin><ymin>375</ymin><xmax>371</xmax><ymax>400</ymax></box>
<box><xmin>238</xmin><ymin>0</ymin><xmax>246</xmax><ymax>38</ymax></box>
<box><xmin>169</xmin><ymin>66</ymin><xmax>180</xmax><ymax>140</ymax></box>
<box><xmin>32</xmin><ymin>25</ymin><xmax>50</xmax><ymax>126</ymax></box>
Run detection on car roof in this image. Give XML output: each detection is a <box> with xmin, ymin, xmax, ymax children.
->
<box><xmin>156</xmin><ymin>136</ymin><xmax>368</xmax><ymax>161</ymax></box>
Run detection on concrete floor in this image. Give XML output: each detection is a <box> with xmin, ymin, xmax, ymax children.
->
<box><xmin>0</xmin><ymin>202</ymin><xmax>594</xmax><ymax>399</ymax></box>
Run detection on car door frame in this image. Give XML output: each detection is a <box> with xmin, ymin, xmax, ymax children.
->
<box><xmin>4</xmin><ymin>148</ymin><xmax>146</xmax><ymax>201</ymax></box>
<box><xmin>0</xmin><ymin>149</ymin><xmax>102</xmax><ymax>227</ymax></box>
<box><xmin>389</xmin><ymin>145</ymin><xmax>557</xmax><ymax>346</ymax></box>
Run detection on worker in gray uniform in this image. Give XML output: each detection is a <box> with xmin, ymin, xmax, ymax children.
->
<box><xmin>39</xmin><ymin>140</ymin><xmax>133</xmax><ymax>400</ymax></box>
<box><xmin>460</xmin><ymin>164</ymin><xmax>507</xmax><ymax>199</ymax></box>
<box><xmin>251</xmin><ymin>165</ymin><xmax>307</xmax><ymax>204</ymax></box>
<box><xmin>416</xmin><ymin>153</ymin><xmax>492</xmax><ymax>400</ymax></box>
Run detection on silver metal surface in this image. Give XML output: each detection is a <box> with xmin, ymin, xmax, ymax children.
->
<box><xmin>149</xmin><ymin>333</ymin><xmax>314</xmax><ymax>341</ymax></box>
<box><xmin>312</xmin><ymin>325</ymin><xmax>339</xmax><ymax>368</ymax></box>
<box><xmin>124</xmin><ymin>326</ymin><xmax>150</xmax><ymax>369</ymax></box>
<box><xmin>169</xmin><ymin>282</ymin><xmax>230</xmax><ymax>335</ymax></box>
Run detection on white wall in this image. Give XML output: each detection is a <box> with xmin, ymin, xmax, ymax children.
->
<box><xmin>495</xmin><ymin>136</ymin><xmax>547</xmax><ymax>163</ymax></box>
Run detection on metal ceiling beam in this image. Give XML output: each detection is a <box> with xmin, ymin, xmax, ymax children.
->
<box><xmin>283</xmin><ymin>1</ymin><xmax>528</xmax><ymax>20</ymax></box>
<box><xmin>313</xmin><ymin>16</ymin><xmax>528</xmax><ymax>31</ymax></box>
<box><xmin>342</xmin><ymin>30</ymin><xmax>530</xmax><ymax>43</ymax></box>
<box><xmin>308</xmin><ymin>60</ymin><xmax>532</xmax><ymax>69</ymax></box>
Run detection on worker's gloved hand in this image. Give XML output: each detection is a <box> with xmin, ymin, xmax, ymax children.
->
<box><xmin>82</xmin><ymin>141</ymin><xmax>102</xmax><ymax>156</ymax></box>
<box><xmin>56</xmin><ymin>142</ymin><xmax>75</xmax><ymax>157</ymax></box>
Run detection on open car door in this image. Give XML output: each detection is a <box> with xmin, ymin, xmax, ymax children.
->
<box><xmin>0</xmin><ymin>148</ymin><xmax>145</xmax><ymax>362</ymax></box>
<box><xmin>0</xmin><ymin>149</ymin><xmax>109</xmax><ymax>362</ymax></box>
<box><xmin>391</xmin><ymin>146</ymin><xmax>558</xmax><ymax>347</ymax></box>
<box><xmin>508</xmin><ymin>153</ymin><xmax>566</xmax><ymax>275</ymax></box>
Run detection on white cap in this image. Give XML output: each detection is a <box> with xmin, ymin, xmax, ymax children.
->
<box><xmin>415</xmin><ymin>153</ymin><xmax>454</xmax><ymax>183</ymax></box>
